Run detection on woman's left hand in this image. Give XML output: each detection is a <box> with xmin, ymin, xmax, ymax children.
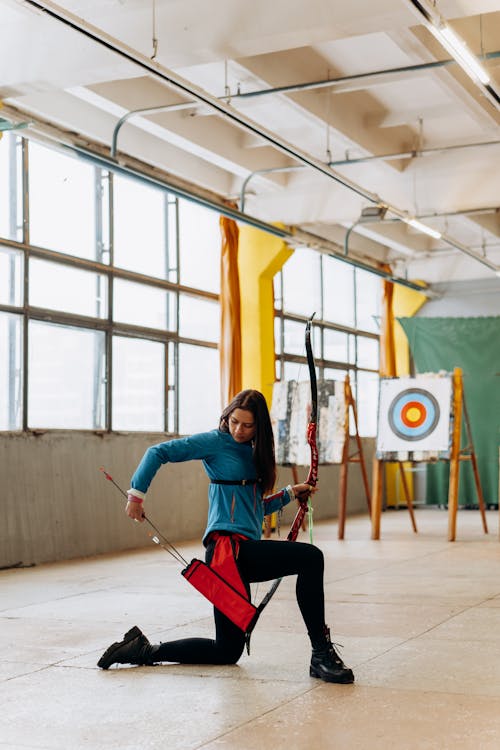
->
<box><xmin>293</xmin><ymin>482</ymin><xmax>318</xmax><ymax>501</ymax></box>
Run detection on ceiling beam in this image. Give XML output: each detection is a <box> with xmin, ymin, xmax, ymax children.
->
<box><xmin>20</xmin><ymin>0</ymin><xmax>500</xmax><ymax>276</ymax></box>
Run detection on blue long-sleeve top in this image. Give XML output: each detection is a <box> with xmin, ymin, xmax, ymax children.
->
<box><xmin>129</xmin><ymin>429</ymin><xmax>294</xmax><ymax>544</ymax></box>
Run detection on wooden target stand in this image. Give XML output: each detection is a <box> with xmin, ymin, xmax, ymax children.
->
<box><xmin>337</xmin><ymin>374</ymin><xmax>371</xmax><ymax>539</ymax></box>
<box><xmin>447</xmin><ymin>368</ymin><xmax>488</xmax><ymax>541</ymax></box>
<box><xmin>371</xmin><ymin>368</ymin><xmax>488</xmax><ymax>542</ymax></box>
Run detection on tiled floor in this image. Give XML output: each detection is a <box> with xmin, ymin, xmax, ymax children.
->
<box><xmin>2</xmin><ymin>508</ymin><xmax>500</xmax><ymax>749</ymax></box>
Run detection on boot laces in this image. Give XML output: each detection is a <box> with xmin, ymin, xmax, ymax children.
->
<box><xmin>326</xmin><ymin>640</ymin><xmax>345</xmax><ymax>666</ymax></box>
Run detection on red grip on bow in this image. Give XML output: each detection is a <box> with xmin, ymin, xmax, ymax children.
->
<box><xmin>305</xmin><ymin>421</ymin><xmax>318</xmax><ymax>488</ymax></box>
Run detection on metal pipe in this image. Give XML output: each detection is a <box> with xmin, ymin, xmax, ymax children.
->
<box><xmin>111</xmin><ymin>101</ymin><xmax>197</xmax><ymax>157</ymax></box>
<box><xmin>0</xmin><ymin>120</ymin><xmax>31</xmax><ymax>132</ymax></box>
<box><xmin>240</xmin><ymin>166</ymin><xmax>301</xmax><ymax>211</ymax></box>
<box><xmin>112</xmin><ymin>60</ymin><xmax>500</xmax><ymax>162</ymax></box>
<box><xmin>230</xmin><ymin>51</ymin><xmax>500</xmax><ymax>100</ymax></box>
<box><xmin>21</xmin><ymin>0</ymin><xmax>384</xmax><ymax>205</ymax></box>
<box><xmin>0</xmin><ymin>105</ymin><xmax>482</xmax><ymax>293</ymax></box>
<box><xmin>343</xmin><ymin>222</ymin><xmax>359</xmax><ymax>257</ymax></box>
<box><xmin>240</xmin><ymin>139</ymin><xmax>500</xmax><ymax>210</ymax></box>
<box><xmin>439</xmin><ymin>233</ymin><xmax>500</xmax><ymax>273</ymax></box>
<box><xmin>63</xmin><ymin>144</ymin><xmax>435</xmax><ymax>298</ymax></box>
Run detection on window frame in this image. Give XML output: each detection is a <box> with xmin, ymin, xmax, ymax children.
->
<box><xmin>274</xmin><ymin>251</ymin><xmax>380</xmax><ymax>437</ymax></box>
<box><xmin>0</xmin><ymin>135</ymin><xmax>219</xmax><ymax>434</ymax></box>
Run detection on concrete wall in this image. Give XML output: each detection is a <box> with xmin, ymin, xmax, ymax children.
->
<box><xmin>0</xmin><ymin>431</ymin><xmax>374</xmax><ymax>568</ymax></box>
<box><xmin>417</xmin><ymin>278</ymin><xmax>500</xmax><ymax>317</ymax></box>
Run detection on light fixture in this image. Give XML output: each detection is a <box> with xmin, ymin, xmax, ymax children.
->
<box><xmin>436</xmin><ymin>25</ymin><xmax>490</xmax><ymax>85</ymax></box>
<box><xmin>359</xmin><ymin>205</ymin><xmax>388</xmax><ymax>223</ymax></box>
<box><xmin>405</xmin><ymin>217</ymin><xmax>442</xmax><ymax>240</ymax></box>
<box><xmin>407</xmin><ymin>0</ymin><xmax>499</xmax><ymax>110</ymax></box>
<box><xmin>344</xmin><ymin>204</ymin><xmax>388</xmax><ymax>256</ymax></box>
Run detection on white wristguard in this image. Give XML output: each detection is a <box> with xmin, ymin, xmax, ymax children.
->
<box><xmin>127</xmin><ymin>488</ymin><xmax>146</xmax><ymax>501</ymax></box>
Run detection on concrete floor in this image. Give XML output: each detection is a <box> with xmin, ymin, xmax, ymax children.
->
<box><xmin>2</xmin><ymin>508</ymin><xmax>500</xmax><ymax>750</ymax></box>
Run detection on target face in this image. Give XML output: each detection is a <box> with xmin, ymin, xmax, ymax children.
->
<box><xmin>388</xmin><ymin>388</ymin><xmax>440</xmax><ymax>441</ymax></box>
<box><xmin>377</xmin><ymin>376</ymin><xmax>452</xmax><ymax>454</ymax></box>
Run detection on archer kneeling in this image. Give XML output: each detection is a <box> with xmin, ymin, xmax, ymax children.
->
<box><xmin>98</xmin><ymin>389</ymin><xmax>354</xmax><ymax>684</ymax></box>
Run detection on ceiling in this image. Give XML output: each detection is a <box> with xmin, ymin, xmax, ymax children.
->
<box><xmin>2</xmin><ymin>0</ymin><xmax>500</xmax><ymax>289</ymax></box>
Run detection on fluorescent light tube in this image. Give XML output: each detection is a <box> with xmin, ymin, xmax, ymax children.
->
<box><xmin>406</xmin><ymin>218</ymin><xmax>442</xmax><ymax>239</ymax></box>
<box><xmin>435</xmin><ymin>25</ymin><xmax>491</xmax><ymax>85</ymax></box>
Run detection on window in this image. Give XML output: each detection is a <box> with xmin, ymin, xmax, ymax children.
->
<box><xmin>178</xmin><ymin>343</ymin><xmax>220</xmax><ymax>434</ymax></box>
<box><xmin>113</xmin><ymin>175</ymin><xmax>167</xmax><ymax>277</ymax></box>
<box><xmin>30</xmin><ymin>258</ymin><xmax>108</xmax><ymax>318</ymax></box>
<box><xmin>112</xmin><ymin>336</ymin><xmax>165</xmax><ymax>431</ymax></box>
<box><xmin>324</xmin><ymin>328</ymin><xmax>355</xmax><ymax>365</ymax></box>
<box><xmin>179</xmin><ymin>294</ymin><xmax>219</xmax><ymax>342</ymax></box>
<box><xmin>323</xmin><ymin>256</ymin><xmax>355</xmax><ymax>328</ymax></box>
<box><xmin>356</xmin><ymin>336</ymin><xmax>379</xmax><ymax>370</ymax></box>
<box><xmin>0</xmin><ymin>137</ymin><xmax>221</xmax><ymax>433</ymax></box>
<box><xmin>355</xmin><ymin>370</ymin><xmax>379</xmax><ymax>436</ymax></box>
<box><xmin>178</xmin><ymin>198</ymin><xmax>220</xmax><ymax>293</ymax></box>
<box><xmin>113</xmin><ymin>279</ymin><xmax>173</xmax><ymax>331</ymax></box>
<box><xmin>276</xmin><ymin>249</ymin><xmax>381</xmax><ymax>436</ymax></box>
<box><xmin>28</xmin><ymin>321</ymin><xmax>105</xmax><ymax>429</ymax></box>
<box><xmin>0</xmin><ymin>246</ymin><xmax>23</xmax><ymax>306</ymax></box>
<box><xmin>28</xmin><ymin>141</ymin><xmax>97</xmax><ymax>259</ymax></box>
<box><xmin>356</xmin><ymin>268</ymin><xmax>380</xmax><ymax>333</ymax></box>
<box><xmin>283</xmin><ymin>318</ymin><xmax>308</xmax><ymax>356</ymax></box>
<box><xmin>0</xmin><ymin>133</ymin><xmax>22</xmax><ymax>242</ymax></box>
<box><xmin>0</xmin><ymin>312</ymin><xmax>23</xmax><ymax>430</ymax></box>
<box><xmin>282</xmin><ymin>246</ymin><xmax>320</xmax><ymax>317</ymax></box>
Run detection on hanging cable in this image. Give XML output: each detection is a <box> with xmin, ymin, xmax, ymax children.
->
<box><xmin>151</xmin><ymin>0</ymin><xmax>158</xmax><ymax>60</ymax></box>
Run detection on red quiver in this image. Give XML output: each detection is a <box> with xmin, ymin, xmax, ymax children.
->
<box><xmin>181</xmin><ymin>534</ymin><xmax>258</xmax><ymax>637</ymax></box>
<box><xmin>182</xmin><ymin>559</ymin><xmax>258</xmax><ymax>633</ymax></box>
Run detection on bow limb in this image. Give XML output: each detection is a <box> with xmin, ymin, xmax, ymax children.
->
<box><xmin>304</xmin><ymin>314</ymin><xmax>318</xmax><ymax>488</ymax></box>
<box><xmin>250</xmin><ymin>315</ymin><xmax>319</xmax><ymax>632</ymax></box>
<box><xmin>287</xmin><ymin>314</ymin><xmax>318</xmax><ymax>541</ymax></box>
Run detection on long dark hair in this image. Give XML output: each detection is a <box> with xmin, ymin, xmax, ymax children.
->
<box><xmin>219</xmin><ymin>389</ymin><xmax>276</xmax><ymax>494</ymax></box>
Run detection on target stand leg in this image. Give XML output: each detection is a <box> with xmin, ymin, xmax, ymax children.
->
<box><xmin>371</xmin><ymin>458</ymin><xmax>383</xmax><ymax>540</ymax></box>
<box><xmin>398</xmin><ymin>462</ymin><xmax>418</xmax><ymax>533</ymax></box>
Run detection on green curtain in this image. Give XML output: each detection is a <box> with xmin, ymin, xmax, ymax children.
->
<box><xmin>398</xmin><ymin>317</ymin><xmax>500</xmax><ymax>507</ymax></box>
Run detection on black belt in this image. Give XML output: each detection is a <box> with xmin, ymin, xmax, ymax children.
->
<box><xmin>210</xmin><ymin>479</ymin><xmax>260</xmax><ymax>486</ymax></box>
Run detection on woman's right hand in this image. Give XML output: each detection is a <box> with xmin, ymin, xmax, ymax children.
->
<box><xmin>126</xmin><ymin>493</ymin><xmax>145</xmax><ymax>522</ymax></box>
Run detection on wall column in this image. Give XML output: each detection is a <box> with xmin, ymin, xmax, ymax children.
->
<box><xmin>237</xmin><ymin>225</ymin><xmax>293</xmax><ymax>404</ymax></box>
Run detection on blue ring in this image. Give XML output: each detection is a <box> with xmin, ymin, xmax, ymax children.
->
<box><xmin>388</xmin><ymin>388</ymin><xmax>440</xmax><ymax>441</ymax></box>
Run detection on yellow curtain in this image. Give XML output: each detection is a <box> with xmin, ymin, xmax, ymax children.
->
<box><xmin>379</xmin><ymin>272</ymin><xmax>397</xmax><ymax>378</ymax></box>
<box><xmin>219</xmin><ymin>214</ymin><xmax>242</xmax><ymax>405</ymax></box>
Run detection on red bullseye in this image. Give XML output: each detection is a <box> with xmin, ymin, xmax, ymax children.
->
<box><xmin>400</xmin><ymin>401</ymin><xmax>426</xmax><ymax>428</ymax></box>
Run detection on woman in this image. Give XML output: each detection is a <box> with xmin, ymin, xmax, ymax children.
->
<box><xmin>98</xmin><ymin>389</ymin><xmax>354</xmax><ymax>684</ymax></box>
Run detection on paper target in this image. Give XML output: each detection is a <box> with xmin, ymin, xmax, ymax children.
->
<box><xmin>271</xmin><ymin>379</ymin><xmax>346</xmax><ymax>465</ymax></box>
<box><xmin>377</xmin><ymin>376</ymin><xmax>452</xmax><ymax>454</ymax></box>
<box><xmin>388</xmin><ymin>388</ymin><xmax>440</xmax><ymax>441</ymax></box>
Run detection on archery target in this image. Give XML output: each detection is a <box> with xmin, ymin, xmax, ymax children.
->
<box><xmin>388</xmin><ymin>389</ymin><xmax>439</xmax><ymax>441</ymax></box>
<box><xmin>377</xmin><ymin>376</ymin><xmax>452</xmax><ymax>453</ymax></box>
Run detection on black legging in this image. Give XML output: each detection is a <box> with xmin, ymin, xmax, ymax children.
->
<box><xmin>151</xmin><ymin>539</ymin><xmax>325</xmax><ymax>664</ymax></box>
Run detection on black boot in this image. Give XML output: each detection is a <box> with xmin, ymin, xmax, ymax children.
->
<box><xmin>97</xmin><ymin>626</ymin><xmax>156</xmax><ymax>670</ymax></box>
<box><xmin>310</xmin><ymin>627</ymin><xmax>354</xmax><ymax>684</ymax></box>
